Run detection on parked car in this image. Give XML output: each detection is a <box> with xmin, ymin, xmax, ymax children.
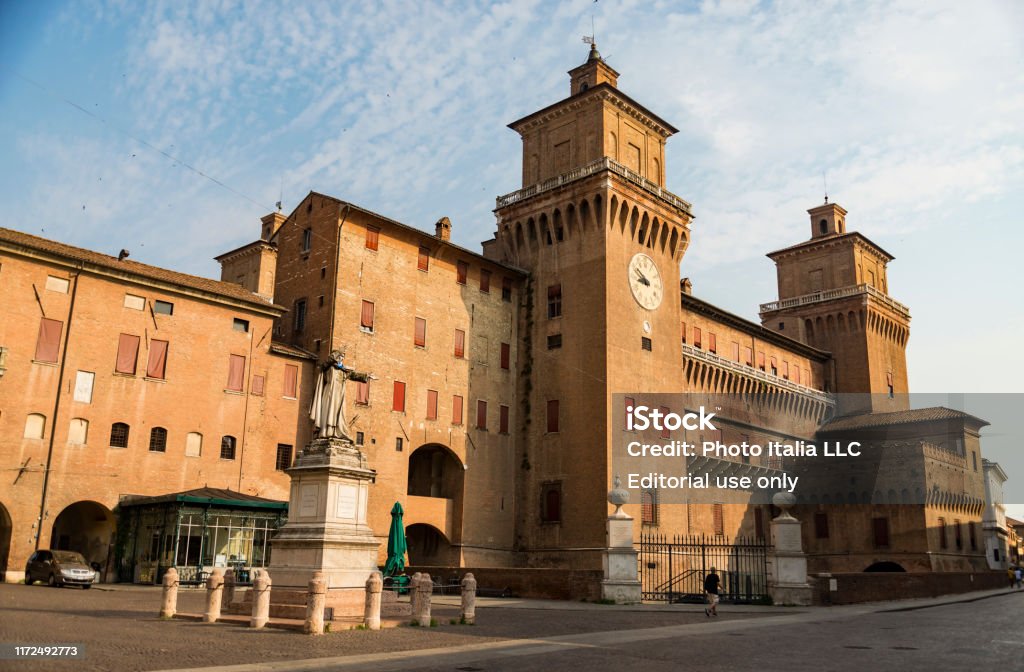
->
<box><xmin>24</xmin><ymin>550</ymin><xmax>96</xmax><ymax>588</ymax></box>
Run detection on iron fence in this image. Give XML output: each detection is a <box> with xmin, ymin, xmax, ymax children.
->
<box><xmin>640</xmin><ymin>532</ymin><xmax>769</xmax><ymax>603</ymax></box>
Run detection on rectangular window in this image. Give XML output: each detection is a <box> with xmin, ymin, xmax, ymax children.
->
<box><xmin>954</xmin><ymin>519</ymin><xmax>963</xmax><ymax>549</ymax></box>
<box><xmin>754</xmin><ymin>507</ymin><xmax>764</xmax><ymax>539</ymax></box>
<box><xmin>294</xmin><ymin>299</ymin><xmax>307</xmax><ymax>333</ymax></box>
<box><xmin>301</xmin><ymin>228</ymin><xmax>312</xmax><ymax>252</ymax></box>
<box><xmin>275</xmin><ymin>444</ymin><xmax>293</xmax><ymax>471</ymax></box>
<box><xmin>233</xmin><ymin>318</ymin><xmax>249</xmax><ymax>332</ymax></box>
<box><xmin>782</xmin><ymin>361</ymin><xmax>790</xmax><ymax>379</ymax></box>
<box><xmin>502</xmin><ymin>277</ymin><xmax>512</xmax><ymax>302</ymax></box>
<box><xmin>393</xmin><ymin>381</ymin><xmax>406</xmax><ymax>412</ymax></box>
<box><xmin>414</xmin><ymin>317</ymin><xmax>426</xmax><ymax>347</ymax></box>
<box><xmin>547</xmin><ymin>334</ymin><xmax>562</xmax><ymax>350</ymax></box>
<box><xmin>681</xmin><ymin>321</ymin><xmax>687</xmax><ymax>344</ymax></box>
<box><xmin>547</xmin><ymin>400</ymin><xmax>559</xmax><ymax>433</ymax></box>
<box><xmin>365</xmin><ymin>225</ymin><xmax>380</xmax><ymax>251</ymax></box>
<box><xmin>547</xmin><ymin>284</ymin><xmax>562</xmax><ymax>318</ymax></box>
<box><xmin>731</xmin><ymin>342</ymin><xmax>740</xmax><ymax>361</ymax></box>
<box><xmin>693</xmin><ymin>327</ymin><xmax>702</xmax><ymax>349</ymax></box>
<box><xmin>153</xmin><ymin>300</ymin><xmax>174</xmax><ymax>315</ymax></box>
<box><xmin>938</xmin><ymin>517</ymin><xmax>947</xmax><ymax>548</ymax></box>
<box><xmin>641</xmin><ymin>336</ymin><xmax>652</xmax><ymax>351</ymax></box>
<box><xmin>794</xmin><ymin>367</ymin><xmax>801</xmax><ymax>385</ymax></box>
<box><xmin>744</xmin><ymin>347</ymin><xmax>753</xmax><ymax>367</ymax></box>
<box><xmin>541</xmin><ymin>482</ymin><xmax>562</xmax><ymax>523</ymax></box>
<box><xmin>227</xmin><ymin>354</ymin><xmax>245</xmax><ymax>391</ymax></box>
<box><xmin>814</xmin><ymin>512</ymin><xmax>830</xmax><ymax>539</ymax></box>
<box><xmin>708</xmin><ymin>333</ymin><xmax>717</xmax><ymax>354</ymax></box>
<box><xmin>147</xmin><ymin>340</ymin><xmax>169</xmax><ymax>379</ymax></box>
<box><xmin>124</xmin><ymin>293</ymin><xmax>145</xmax><ymax>310</ymax></box>
<box><xmin>642</xmin><ymin>490</ymin><xmax>657</xmax><ymax>525</ymax></box>
<box><xmin>395</xmin><ymin>437</ymin><xmax>403</xmax><ymax>452</ymax></box>
<box><xmin>251</xmin><ymin>374</ymin><xmax>265</xmax><ymax>396</ymax></box>
<box><xmin>426</xmin><ymin>389</ymin><xmax>438</xmax><ymax>420</ymax></box>
<box><xmin>355</xmin><ymin>380</ymin><xmax>369</xmax><ymax>405</ymax></box>
<box><xmin>456</xmin><ymin>261</ymin><xmax>468</xmax><ymax>284</ymax></box>
<box><xmin>356</xmin><ymin>432</ymin><xmax>364</xmax><ymax>446</ymax></box>
<box><xmin>452</xmin><ymin>395</ymin><xmax>464</xmax><ymax>425</ymax></box>
<box><xmin>713</xmin><ymin>503</ymin><xmax>724</xmax><ymax>536</ymax></box>
<box><xmin>872</xmin><ymin>517</ymin><xmax>890</xmax><ymax>548</ymax></box>
<box><xmin>770</xmin><ymin>357</ymin><xmax>778</xmax><ymax>375</ymax></box>
<box><xmin>360</xmin><ymin>300</ymin><xmax>375</xmax><ymax>331</ymax></box>
<box><xmin>34</xmin><ymin>318</ymin><xmax>63</xmax><ymax>363</ymax></box>
<box><xmin>454</xmin><ymin>329</ymin><xmax>466</xmax><ymax>358</ymax></box>
<box><xmin>500</xmin><ymin>342</ymin><xmax>510</xmax><ymax>369</ymax></box>
<box><xmin>480</xmin><ymin>269</ymin><xmax>491</xmax><ymax>293</ymax></box>
<box><xmin>500</xmin><ymin>405</ymin><xmax>510</xmax><ymax>434</ymax></box>
<box><xmin>115</xmin><ymin>333</ymin><xmax>140</xmax><ymax>374</ymax></box>
<box><xmin>418</xmin><ymin>245</ymin><xmax>430</xmax><ymax>271</ymax></box>
<box><xmin>284</xmin><ymin>364</ymin><xmax>298</xmax><ymax>398</ymax></box>
<box><xmin>969</xmin><ymin>522</ymin><xmax>977</xmax><ymax>550</ymax></box>
<box><xmin>476</xmin><ymin>400</ymin><xmax>488</xmax><ymax>430</ymax></box>
<box><xmin>45</xmin><ymin>275</ymin><xmax>69</xmax><ymax>293</ymax></box>
<box><xmin>73</xmin><ymin>371</ymin><xmax>95</xmax><ymax>403</ymax></box>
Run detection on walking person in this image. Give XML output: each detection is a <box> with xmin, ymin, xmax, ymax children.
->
<box><xmin>1015</xmin><ymin>567</ymin><xmax>1022</xmax><ymax>589</ymax></box>
<box><xmin>704</xmin><ymin>567</ymin><xmax>721</xmax><ymax>617</ymax></box>
<box><xmin>1009</xmin><ymin>567</ymin><xmax>1016</xmax><ymax>589</ymax></box>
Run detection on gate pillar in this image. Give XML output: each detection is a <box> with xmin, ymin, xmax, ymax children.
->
<box><xmin>602</xmin><ymin>477</ymin><xmax>642</xmax><ymax>604</ymax></box>
<box><xmin>768</xmin><ymin>492</ymin><xmax>813</xmax><ymax>605</ymax></box>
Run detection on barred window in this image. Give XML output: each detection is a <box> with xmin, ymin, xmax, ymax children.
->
<box><xmin>149</xmin><ymin>427</ymin><xmax>168</xmax><ymax>452</ymax></box>
<box><xmin>220</xmin><ymin>435</ymin><xmax>237</xmax><ymax>460</ymax></box>
<box><xmin>110</xmin><ymin>422</ymin><xmax>130</xmax><ymax>448</ymax></box>
<box><xmin>275</xmin><ymin>444</ymin><xmax>293</xmax><ymax>471</ymax></box>
<box><xmin>641</xmin><ymin>490</ymin><xmax>658</xmax><ymax>526</ymax></box>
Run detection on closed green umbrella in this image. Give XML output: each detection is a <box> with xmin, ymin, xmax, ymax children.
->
<box><xmin>383</xmin><ymin>502</ymin><xmax>407</xmax><ymax>577</ymax></box>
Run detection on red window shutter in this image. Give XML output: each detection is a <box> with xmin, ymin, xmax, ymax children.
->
<box><xmin>365</xmin><ymin>226</ymin><xmax>379</xmax><ymax>251</ymax></box>
<box><xmin>476</xmin><ymin>400</ymin><xmax>487</xmax><ymax>429</ymax></box>
<box><xmin>500</xmin><ymin>342</ymin><xmax>510</xmax><ymax>370</ymax></box>
<box><xmin>625</xmin><ymin>396</ymin><xmax>635</xmax><ymax>429</ymax></box>
<box><xmin>454</xmin><ymin>329</ymin><xmax>465</xmax><ymax>358</ymax></box>
<box><xmin>393</xmin><ymin>381</ymin><xmax>406</xmax><ymax>412</ymax></box>
<box><xmin>693</xmin><ymin>327</ymin><xmax>702</xmax><ymax>349</ymax></box>
<box><xmin>681</xmin><ymin>321</ymin><xmax>687</xmax><ymax>344</ymax></box>
<box><xmin>227</xmin><ymin>354</ymin><xmax>246</xmax><ymax>391</ymax></box>
<box><xmin>414</xmin><ymin>317</ymin><xmax>426</xmax><ymax>347</ymax></box>
<box><xmin>147</xmin><ymin>340</ymin><xmax>168</xmax><ymax>379</ymax></box>
<box><xmin>499</xmin><ymin>405</ymin><xmax>509</xmax><ymax>433</ymax></box>
<box><xmin>757</xmin><ymin>351</ymin><xmax>766</xmax><ymax>370</ymax></box>
<box><xmin>360</xmin><ymin>300</ymin><xmax>375</xmax><ymax>329</ymax></box>
<box><xmin>782</xmin><ymin>361</ymin><xmax>790</xmax><ymax>379</ymax></box>
<box><xmin>35</xmin><ymin>318</ymin><xmax>63</xmax><ymax>363</ymax></box>
<box><xmin>713</xmin><ymin>503</ymin><xmax>724</xmax><ymax>536</ymax></box>
<box><xmin>251</xmin><ymin>374</ymin><xmax>265</xmax><ymax>396</ymax></box>
<box><xmin>794</xmin><ymin>367</ymin><xmax>801</xmax><ymax>384</ymax></box>
<box><xmin>356</xmin><ymin>380</ymin><xmax>369</xmax><ymax>404</ymax></box>
<box><xmin>547</xmin><ymin>400</ymin><xmax>559</xmax><ymax>433</ymax></box>
<box><xmin>115</xmin><ymin>333</ymin><xmax>140</xmax><ymax>374</ymax></box>
<box><xmin>744</xmin><ymin>347</ymin><xmax>753</xmax><ymax>366</ymax></box>
<box><xmin>457</xmin><ymin>261</ymin><xmax>468</xmax><ymax>284</ymax></box>
<box><xmin>480</xmin><ymin>269</ymin><xmax>491</xmax><ymax>293</ymax></box>
<box><xmin>284</xmin><ymin>364</ymin><xmax>298</xmax><ymax>398</ymax></box>
<box><xmin>452</xmin><ymin>395</ymin><xmax>463</xmax><ymax>425</ymax></box>
<box><xmin>426</xmin><ymin>389</ymin><xmax>438</xmax><ymax>420</ymax></box>
<box><xmin>417</xmin><ymin>246</ymin><xmax>430</xmax><ymax>271</ymax></box>
<box><xmin>641</xmin><ymin>491</ymin><xmax>654</xmax><ymax>524</ymax></box>
<box><xmin>659</xmin><ymin>406</ymin><xmax>671</xmax><ymax>439</ymax></box>
<box><xmin>708</xmin><ymin>332</ymin><xmax>717</xmax><ymax>353</ymax></box>
<box><xmin>731</xmin><ymin>342</ymin><xmax>740</xmax><ymax>361</ymax></box>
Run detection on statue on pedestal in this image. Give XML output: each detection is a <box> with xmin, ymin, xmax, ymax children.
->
<box><xmin>309</xmin><ymin>349</ymin><xmax>369</xmax><ymax>444</ymax></box>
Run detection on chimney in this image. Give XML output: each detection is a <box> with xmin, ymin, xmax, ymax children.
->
<box><xmin>435</xmin><ymin>216</ymin><xmax>452</xmax><ymax>242</ymax></box>
<box><xmin>681</xmin><ymin>277</ymin><xmax>692</xmax><ymax>295</ymax></box>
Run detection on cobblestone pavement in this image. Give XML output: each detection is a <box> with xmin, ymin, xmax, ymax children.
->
<box><xmin>0</xmin><ymin>584</ymin><xmax>768</xmax><ymax>671</ymax></box>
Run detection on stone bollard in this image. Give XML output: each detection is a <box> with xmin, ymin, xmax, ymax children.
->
<box><xmin>204</xmin><ymin>569</ymin><xmax>225</xmax><ymax>623</ymax></box>
<box><xmin>223</xmin><ymin>568</ymin><xmax>236</xmax><ymax>608</ymax></box>
<box><xmin>250</xmin><ymin>569</ymin><xmax>272</xmax><ymax>629</ymax></box>
<box><xmin>460</xmin><ymin>572</ymin><xmax>477</xmax><ymax>625</ymax></box>
<box><xmin>410</xmin><ymin>572</ymin><xmax>422</xmax><ymax>613</ymax></box>
<box><xmin>414</xmin><ymin>573</ymin><xmax>432</xmax><ymax>626</ymax></box>
<box><xmin>364</xmin><ymin>571</ymin><xmax>383</xmax><ymax>631</ymax></box>
<box><xmin>159</xmin><ymin>567</ymin><xmax>179</xmax><ymax>619</ymax></box>
<box><xmin>304</xmin><ymin>571</ymin><xmax>327</xmax><ymax>635</ymax></box>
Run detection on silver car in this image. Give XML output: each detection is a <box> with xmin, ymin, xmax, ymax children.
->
<box><xmin>25</xmin><ymin>550</ymin><xmax>96</xmax><ymax>588</ymax></box>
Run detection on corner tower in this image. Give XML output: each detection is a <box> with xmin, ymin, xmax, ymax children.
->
<box><xmin>759</xmin><ymin>201</ymin><xmax>911</xmax><ymax>413</ymax></box>
<box><xmin>491</xmin><ymin>45</ymin><xmax>694</xmax><ymax>568</ymax></box>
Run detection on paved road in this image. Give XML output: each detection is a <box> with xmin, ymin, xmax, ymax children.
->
<box><xmin>1</xmin><ymin>583</ymin><xmax>1021</xmax><ymax>671</ymax></box>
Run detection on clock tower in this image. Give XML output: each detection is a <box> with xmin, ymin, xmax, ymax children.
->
<box><xmin>490</xmin><ymin>44</ymin><xmax>694</xmax><ymax>568</ymax></box>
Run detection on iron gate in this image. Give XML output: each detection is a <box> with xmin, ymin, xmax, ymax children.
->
<box><xmin>640</xmin><ymin>532</ymin><xmax>769</xmax><ymax>603</ymax></box>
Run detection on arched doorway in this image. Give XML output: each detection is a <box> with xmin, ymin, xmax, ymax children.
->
<box><xmin>50</xmin><ymin>501</ymin><xmax>115</xmax><ymax>581</ymax></box>
<box><xmin>0</xmin><ymin>502</ymin><xmax>11</xmax><ymax>583</ymax></box>
<box><xmin>406</xmin><ymin>523</ymin><xmax>454</xmax><ymax>566</ymax></box>
<box><xmin>407</xmin><ymin>444</ymin><xmax>464</xmax><ymax>499</ymax></box>
<box><xmin>864</xmin><ymin>561</ymin><xmax>906</xmax><ymax>572</ymax></box>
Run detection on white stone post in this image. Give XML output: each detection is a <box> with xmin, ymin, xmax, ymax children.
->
<box><xmin>768</xmin><ymin>492</ymin><xmax>813</xmax><ymax>606</ymax></box>
<box><xmin>414</xmin><ymin>573</ymin><xmax>432</xmax><ymax>626</ymax></box>
<box><xmin>159</xmin><ymin>567</ymin><xmax>179</xmax><ymax>619</ymax></box>
<box><xmin>223</xmin><ymin>568</ymin><xmax>236</xmax><ymax>608</ymax></box>
<box><xmin>410</xmin><ymin>572</ymin><xmax>422</xmax><ymax>613</ymax></box>
<box><xmin>304</xmin><ymin>571</ymin><xmax>327</xmax><ymax>635</ymax></box>
<box><xmin>460</xmin><ymin>573</ymin><xmax>477</xmax><ymax>624</ymax></box>
<box><xmin>601</xmin><ymin>476</ymin><xmax>642</xmax><ymax>604</ymax></box>
<box><xmin>250</xmin><ymin>569</ymin><xmax>272</xmax><ymax>629</ymax></box>
<box><xmin>204</xmin><ymin>569</ymin><xmax>225</xmax><ymax>623</ymax></box>
<box><xmin>364</xmin><ymin>571</ymin><xmax>383</xmax><ymax>630</ymax></box>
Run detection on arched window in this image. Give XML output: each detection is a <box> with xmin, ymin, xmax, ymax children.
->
<box><xmin>220</xmin><ymin>435</ymin><xmax>237</xmax><ymax>460</ymax></box>
<box><xmin>149</xmin><ymin>427</ymin><xmax>168</xmax><ymax>452</ymax></box>
<box><xmin>109</xmin><ymin>422</ymin><xmax>130</xmax><ymax>448</ymax></box>
<box><xmin>23</xmin><ymin>413</ymin><xmax>46</xmax><ymax>439</ymax></box>
<box><xmin>68</xmin><ymin>418</ymin><xmax>89</xmax><ymax>445</ymax></box>
<box><xmin>819</xmin><ymin>219</ymin><xmax>828</xmax><ymax>235</ymax></box>
<box><xmin>641</xmin><ymin>489</ymin><xmax>658</xmax><ymax>525</ymax></box>
<box><xmin>541</xmin><ymin>482</ymin><xmax>562</xmax><ymax>523</ymax></box>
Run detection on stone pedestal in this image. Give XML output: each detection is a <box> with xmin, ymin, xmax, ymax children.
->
<box><xmin>768</xmin><ymin>492</ymin><xmax>813</xmax><ymax>606</ymax></box>
<box><xmin>268</xmin><ymin>437</ymin><xmax>380</xmax><ymax>620</ymax></box>
<box><xmin>601</xmin><ymin>478</ymin><xmax>641</xmax><ymax>604</ymax></box>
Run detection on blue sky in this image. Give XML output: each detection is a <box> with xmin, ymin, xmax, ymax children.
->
<box><xmin>1</xmin><ymin>0</ymin><xmax>1022</xmax><ymax>399</ymax></box>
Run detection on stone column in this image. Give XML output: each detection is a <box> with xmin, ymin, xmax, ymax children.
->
<box><xmin>601</xmin><ymin>477</ymin><xmax>642</xmax><ymax>604</ymax></box>
<box><xmin>414</xmin><ymin>573</ymin><xmax>432</xmax><ymax>626</ymax></box>
<box><xmin>460</xmin><ymin>573</ymin><xmax>477</xmax><ymax>624</ymax></box>
<box><xmin>768</xmin><ymin>492</ymin><xmax>813</xmax><ymax>606</ymax></box>
<box><xmin>250</xmin><ymin>569</ymin><xmax>272</xmax><ymax>629</ymax></box>
<box><xmin>409</xmin><ymin>572</ymin><xmax>422</xmax><ymax>613</ymax></box>
<box><xmin>304</xmin><ymin>571</ymin><xmax>327</xmax><ymax>635</ymax></box>
<box><xmin>159</xmin><ymin>567</ymin><xmax>179</xmax><ymax>619</ymax></box>
<box><xmin>223</xmin><ymin>568</ymin><xmax>236</xmax><ymax>608</ymax></box>
<box><xmin>204</xmin><ymin>569</ymin><xmax>225</xmax><ymax>623</ymax></box>
<box><xmin>364</xmin><ymin>571</ymin><xmax>382</xmax><ymax>630</ymax></box>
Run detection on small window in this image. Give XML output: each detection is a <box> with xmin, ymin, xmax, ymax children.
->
<box><xmin>251</xmin><ymin>374</ymin><xmax>265</xmax><ymax>396</ymax></box>
<box><xmin>754</xmin><ymin>507</ymin><xmax>764</xmax><ymax>538</ymax></box>
<box><xmin>814</xmin><ymin>512</ymin><xmax>829</xmax><ymax>539</ymax></box>
<box><xmin>293</xmin><ymin>299</ymin><xmax>307</xmax><ymax>333</ymax></box>
<box><xmin>395</xmin><ymin>437</ymin><xmax>403</xmax><ymax>452</ymax></box>
<box><xmin>641</xmin><ymin>490</ymin><xmax>657</xmax><ymax>525</ymax></box>
<box><xmin>541</xmin><ymin>482</ymin><xmax>562</xmax><ymax>523</ymax></box>
<box><xmin>731</xmin><ymin>342</ymin><xmax>740</xmax><ymax>361</ymax></box>
<box><xmin>301</xmin><ymin>228</ymin><xmax>312</xmax><ymax>252</ymax></box>
<box><xmin>499</xmin><ymin>405</ymin><xmax>510</xmax><ymax>434</ymax></box>
<box><xmin>227</xmin><ymin>354</ymin><xmax>246</xmax><ymax>391</ymax></box>
<box><xmin>547</xmin><ymin>284</ymin><xmax>562</xmax><ymax>318</ymax></box>
<box><xmin>782</xmin><ymin>361</ymin><xmax>790</xmax><ymax>380</ymax></box>
<box><xmin>681</xmin><ymin>321</ymin><xmax>687</xmax><ymax>344</ymax></box>
<box><xmin>73</xmin><ymin>370</ymin><xmax>95</xmax><ymax>403</ymax></box>
<box><xmin>456</xmin><ymin>261</ymin><xmax>468</xmax><ymax>285</ymax></box>
<box><xmin>454</xmin><ymin>329</ymin><xmax>466</xmax><ymax>358</ymax></box>
<box><xmin>500</xmin><ymin>342</ymin><xmax>510</xmax><ymax>370</ymax></box>
<box><xmin>872</xmin><ymin>517</ymin><xmax>890</xmax><ymax>548</ymax></box>
<box><xmin>476</xmin><ymin>400</ymin><xmax>488</xmax><ymax>430</ymax></box>
<box><xmin>233</xmin><ymin>318</ymin><xmax>249</xmax><ymax>332</ymax></box>
<box><xmin>283</xmin><ymin>364</ymin><xmax>298</xmax><ymax>398</ymax></box>
<box><xmin>24</xmin><ymin>413</ymin><xmax>46</xmax><ymax>439</ymax></box>
<box><xmin>153</xmin><ymin>300</ymin><xmax>174</xmax><ymax>315</ymax></box>
<box><xmin>124</xmin><ymin>294</ymin><xmax>145</xmax><ymax>310</ymax></box>
<box><xmin>318</xmin><ymin>295</ymin><xmax>324</xmax><ymax>308</ymax></box>
<box><xmin>355</xmin><ymin>380</ymin><xmax>370</xmax><ymax>405</ymax></box>
<box><xmin>414</xmin><ymin>317</ymin><xmax>426</xmax><ymax>348</ymax></box>
<box><xmin>938</xmin><ymin>517</ymin><xmax>948</xmax><ymax>548</ymax></box>
<box><xmin>355</xmin><ymin>431</ymin><xmax>364</xmax><ymax>446</ymax></box>
<box><xmin>480</xmin><ymin>269</ymin><xmax>491</xmax><ymax>293</ymax></box>
<box><xmin>393</xmin><ymin>381</ymin><xmax>406</xmax><ymax>412</ymax></box>
<box><xmin>34</xmin><ymin>318</ymin><xmax>63</xmax><ymax>363</ymax></box>
<box><xmin>502</xmin><ymin>277</ymin><xmax>512</xmax><ymax>302</ymax></box>
<box><xmin>757</xmin><ymin>351</ymin><xmax>766</xmax><ymax>371</ymax></box>
<box><xmin>418</xmin><ymin>246</ymin><xmax>430</xmax><ymax>271</ymax></box>
<box><xmin>320</xmin><ymin>266</ymin><xmax>327</xmax><ymax>279</ymax></box>
<box><xmin>954</xmin><ymin>519</ymin><xmax>963</xmax><ymax>550</ymax></box>
<box><xmin>365</xmin><ymin>225</ymin><xmax>380</xmax><ymax>251</ymax></box>
<box><xmin>149</xmin><ymin>427</ymin><xmax>168</xmax><ymax>452</ymax></box>
<box><xmin>693</xmin><ymin>327</ymin><xmax>702</xmax><ymax>349</ymax></box>
<box><xmin>361</xmin><ymin>300</ymin><xmax>375</xmax><ymax>332</ymax></box>
<box><xmin>110</xmin><ymin>422</ymin><xmax>130</xmax><ymax>448</ymax></box>
<box><xmin>220</xmin><ymin>435</ymin><xmax>237</xmax><ymax>460</ymax></box>
<box><xmin>641</xmin><ymin>337</ymin><xmax>652</xmax><ymax>351</ymax></box>
<box><xmin>713</xmin><ymin>503</ymin><xmax>724</xmax><ymax>536</ymax></box>
<box><xmin>708</xmin><ymin>333</ymin><xmax>717</xmax><ymax>354</ymax></box>
<box><xmin>115</xmin><ymin>334</ymin><xmax>140</xmax><ymax>375</ymax></box>
<box><xmin>744</xmin><ymin>347</ymin><xmax>753</xmax><ymax>367</ymax></box>
<box><xmin>819</xmin><ymin>219</ymin><xmax>828</xmax><ymax>235</ymax></box>
<box><xmin>452</xmin><ymin>395</ymin><xmax>464</xmax><ymax>425</ymax></box>
<box><xmin>546</xmin><ymin>399</ymin><xmax>559</xmax><ymax>433</ymax></box>
<box><xmin>185</xmin><ymin>432</ymin><xmax>202</xmax><ymax>457</ymax></box>
<box><xmin>45</xmin><ymin>275</ymin><xmax>69</xmax><ymax>293</ymax></box>
<box><xmin>547</xmin><ymin>334</ymin><xmax>562</xmax><ymax>350</ymax></box>
<box><xmin>778</xmin><ymin>321</ymin><xmax>785</xmax><ymax>330</ymax></box>
<box><xmin>146</xmin><ymin>340</ymin><xmax>168</xmax><ymax>379</ymax></box>
<box><xmin>426</xmin><ymin>389</ymin><xmax>438</xmax><ymax>420</ymax></box>
<box><xmin>276</xmin><ymin>444</ymin><xmax>293</xmax><ymax>471</ymax></box>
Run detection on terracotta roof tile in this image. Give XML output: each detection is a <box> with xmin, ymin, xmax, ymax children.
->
<box><xmin>822</xmin><ymin>407</ymin><xmax>988</xmax><ymax>432</ymax></box>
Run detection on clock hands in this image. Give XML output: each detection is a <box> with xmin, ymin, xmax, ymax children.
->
<box><xmin>634</xmin><ymin>267</ymin><xmax>651</xmax><ymax>286</ymax></box>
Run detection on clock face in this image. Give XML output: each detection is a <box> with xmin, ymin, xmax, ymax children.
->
<box><xmin>628</xmin><ymin>253</ymin><xmax>663</xmax><ymax>310</ymax></box>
